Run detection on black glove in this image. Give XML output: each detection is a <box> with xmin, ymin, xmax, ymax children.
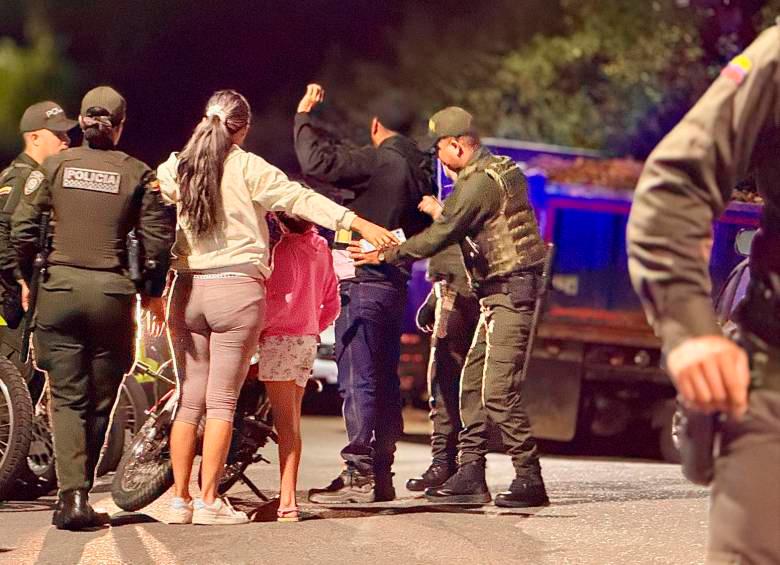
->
<box><xmin>415</xmin><ymin>289</ymin><xmax>437</xmax><ymax>334</ymax></box>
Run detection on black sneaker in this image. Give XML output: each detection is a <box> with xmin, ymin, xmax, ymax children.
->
<box><xmin>406</xmin><ymin>463</ymin><xmax>454</xmax><ymax>492</ymax></box>
<box><xmin>494</xmin><ymin>476</ymin><xmax>550</xmax><ymax>508</ymax></box>
<box><xmin>308</xmin><ymin>468</ymin><xmax>376</xmax><ymax>504</ymax></box>
<box><xmin>424</xmin><ymin>461</ymin><xmax>491</xmax><ymax>504</ymax></box>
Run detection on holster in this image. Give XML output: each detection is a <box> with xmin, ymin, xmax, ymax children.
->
<box><xmin>675</xmin><ymin>404</ymin><xmax>720</xmax><ymax>486</ymax></box>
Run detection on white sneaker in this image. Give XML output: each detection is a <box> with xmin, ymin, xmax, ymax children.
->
<box><xmin>192</xmin><ymin>498</ymin><xmax>249</xmax><ymax>525</ymax></box>
<box><xmin>166</xmin><ymin>497</ymin><xmax>194</xmax><ymax>524</ymax></box>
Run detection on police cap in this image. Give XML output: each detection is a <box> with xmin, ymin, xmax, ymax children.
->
<box><xmin>19</xmin><ymin>101</ymin><xmax>78</xmax><ymax>134</ymax></box>
<box><xmin>421</xmin><ymin>106</ymin><xmax>477</xmax><ymax>150</ymax></box>
<box><xmin>81</xmin><ymin>86</ymin><xmax>127</xmax><ymax>126</ymax></box>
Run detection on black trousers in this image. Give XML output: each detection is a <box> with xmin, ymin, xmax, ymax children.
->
<box><xmin>34</xmin><ymin>266</ymin><xmax>135</xmax><ymax>492</ymax></box>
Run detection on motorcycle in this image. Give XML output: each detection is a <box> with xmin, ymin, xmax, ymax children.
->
<box><xmin>111</xmin><ymin>356</ymin><xmax>277</xmax><ymax>511</ymax></box>
<box><xmin>0</xmin><ymin>319</ymin><xmax>150</xmax><ymax>501</ymax></box>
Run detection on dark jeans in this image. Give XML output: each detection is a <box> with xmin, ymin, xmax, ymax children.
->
<box><xmin>336</xmin><ymin>279</ymin><xmax>406</xmax><ymax>474</ymax></box>
<box><xmin>458</xmin><ymin>292</ymin><xmax>541</xmax><ymax>475</ymax></box>
<box><xmin>428</xmin><ymin>283</ymin><xmax>480</xmax><ymax>466</ymax></box>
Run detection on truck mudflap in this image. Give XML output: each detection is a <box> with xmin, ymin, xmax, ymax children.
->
<box><xmin>524</xmin><ymin>339</ymin><xmax>584</xmax><ymax>442</ymax></box>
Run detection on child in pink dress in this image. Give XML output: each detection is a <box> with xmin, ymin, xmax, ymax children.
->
<box><xmin>258</xmin><ymin>213</ymin><xmax>340</xmax><ymax>521</ymax></box>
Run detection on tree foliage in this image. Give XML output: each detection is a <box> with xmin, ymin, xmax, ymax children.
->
<box><xmin>0</xmin><ymin>15</ymin><xmax>78</xmax><ymax>158</ymax></box>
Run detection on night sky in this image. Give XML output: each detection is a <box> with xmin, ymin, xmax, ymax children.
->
<box><xmin>0</xmin><ymin>0</ymin><xmax>409</xmax><ymax>169</ymax></box>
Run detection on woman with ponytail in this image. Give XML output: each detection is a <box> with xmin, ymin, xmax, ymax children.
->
<box><xmin>157</xmin><ymin>90</ymin><xmax>394</xmax><ymax>525</ymax></box>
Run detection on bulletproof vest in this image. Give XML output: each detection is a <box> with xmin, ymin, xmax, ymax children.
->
<box><xmin>467</xmin><ymin>155</ymin><xmax>546</xmax><ymax>280</ymax></box>
<box><xmin>47</xmin><ymin>147</ymin><xmax>147</xmax><ymax>271</ymax></box>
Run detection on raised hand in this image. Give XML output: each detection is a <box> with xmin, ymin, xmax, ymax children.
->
<box><xmin>297</xmin><ymin>83</ymin><xmax>325</xmax><ymax>114</ymax></box>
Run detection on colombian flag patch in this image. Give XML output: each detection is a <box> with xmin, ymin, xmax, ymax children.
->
<box><xmin>721</xmin><ymin>54</ymin><xmax>752</xmax><ymax>85</ymax></box>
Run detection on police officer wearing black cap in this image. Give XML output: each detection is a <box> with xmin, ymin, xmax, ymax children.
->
<box><xmin>352</xmin><ymin>106</ymin><xmax>550</xmax><ymax>508</ymax></box>
<box><xmin>0</xmin><ymin>101</ymin><xmax>77</xmax><ymax>332</ymax></box>
<box><xmin>12</xmin><ymin>86</ymin><xmax>175</xmax><ymax>530</ymax></box>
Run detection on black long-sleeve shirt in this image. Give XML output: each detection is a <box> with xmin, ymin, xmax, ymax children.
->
<box><xmin>294</xmin><ymin>112</ymin><xmax>434</xmax><ymax>283</ymax></box>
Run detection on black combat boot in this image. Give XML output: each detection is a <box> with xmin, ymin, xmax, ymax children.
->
<box><xmin>52</xmin><ymin>489</ymin><xmax>110</xmax><ymax>530</ymax></box>
<box><xmin>308</xmin><ymin>467</ymin><xmax>376</xmax><ymax>504</ymax></box>
<box><xmin>424</xmin><ymin>460</ymin><xmax>491</xmax><ymax>504</ymax></box>
<box><xmin>494</xmin><ymin>475</ymin><xmax>550</xmax><ymax>508</ymax></box>
<box><xmin>406</xmin><ymin>462</ymin><xmax>455</xmax><ymax>492</ymax></box>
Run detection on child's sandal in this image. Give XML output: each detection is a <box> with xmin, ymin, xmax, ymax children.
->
<box><xmin>277</xmin><ymin>507</ymin><xmax>300</xmax><ymax>522</ymax></box>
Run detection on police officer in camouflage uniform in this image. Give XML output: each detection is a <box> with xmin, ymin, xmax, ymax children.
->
<box><xmin>353</xmin><ymin>107</ymin><xmax>549</xmax><ymax>508</ymax></box>
<box><xmin>406</xmin><ymin>244</ymin><xmax>480</xmax><ymax>491</ymax></box>
<box><xmin>12</xmin><ymin>86</ymin><xmax>175</xmax><ymax>530</ymax></box>
<box><xmin>628</xmin><ymin>25</ymin><xmax>780</xmax><ymax>564</ymax></box>
<box><xmin>0</xmin><ymin>101</ymin><xmax>76</xmax><ymax>334</ymax></box>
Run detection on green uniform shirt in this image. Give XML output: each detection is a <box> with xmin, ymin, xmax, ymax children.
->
<box><xmin>627</xmin><ymin>25</ymin><xmax>780</xmax><ymax>352</ymax></box>
<box><xmin>384</xmin><ymin>147</ymin><xmax>501</xmax><ymax>282</ymax></box>
<box><xmin>0</xmin><ymin>152</ymin><xmax>39</xmax><ymax>284</ymax></box>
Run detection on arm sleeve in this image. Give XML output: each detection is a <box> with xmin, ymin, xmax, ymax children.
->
<box><xmin>627</xmin><ymin>26</ymin><xmax>780</xmax><ymax>352</ymax></box>
<box><xmin>318</xmin><ymin>254</ymin><xmax>341</xmax><ymax>333</ymax></box>
<box><xmin>0</xmin><ymin>171</ymin><xmax>27</xmax><ymax>282</ymax></box>
<box><xmin>155</xmin><ymin>152</ymin><xmax>180</xmax><ymax>205</ymax></box>
<box><xmin>293</xmin><ymin>113</ymin><xmax>376</xmax><ymax>187</ymax></box>
<box><xmin>385</xmin><ymin>173</ymin><xmax>500</xmax><ymax>264</ymax></box>
<box><xmin>246</xmin><ymin>153</ymin><xmax>357</xmax><ymax>232</ymax></box>
<box><xmin>136</xmin><ymin>171</ymin><xmax>176</xmax><ymax>297</ymax></box>
<box><xmin>11</xmin><ymin>174</ymin><xmax>52</xmax><ymax>283</ymax></box>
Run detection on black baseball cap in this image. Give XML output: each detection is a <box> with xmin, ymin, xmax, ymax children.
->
<box><xmin>420</xmin><ymin>106</ymin><xmax>477</xmax><ymax>150</ymax></box>
<box><xmin>19</xmin><ymin>101</ymin><xmax>78</xmax><ymax>134</ymax></box>
<box><xmin>81</xmin><ymin>86</ymin><xmax>127</xmax><ymax>125</ymax></box>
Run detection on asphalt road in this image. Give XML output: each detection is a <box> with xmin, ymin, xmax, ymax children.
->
<box><xmin>0</xmin><ymin>414</ymin><xmax>709</xmax><ymax>565</ymax></box>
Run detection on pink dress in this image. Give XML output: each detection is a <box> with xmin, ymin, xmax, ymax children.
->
<box><xmin>256</xmin><ymin>229</ymin><xmax>340</xmax><ymax>386</ymax></box>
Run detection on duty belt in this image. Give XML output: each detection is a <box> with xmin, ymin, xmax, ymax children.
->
<box><xmin>473</xmin><ymin>268</ymin><xmax>542</xmax><ymax>299</ymax></box>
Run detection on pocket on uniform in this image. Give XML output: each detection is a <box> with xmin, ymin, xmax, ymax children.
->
<box><xmin>102</xmin><ymin>278</ymin><xmax>137</xmax><ymax>296</ymax></box>
<box><xmin>41</xmin><ymin>279</ymin><xmax>73</xmax><ymax>292</ymax></box>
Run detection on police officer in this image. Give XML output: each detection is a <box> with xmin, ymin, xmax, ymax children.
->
<box><xmin>353</xmin><ymin>107</ymin><xmax>550</xmax><ymax>508</ymax></box>
<box><xmin>12</xmin><ymin>86</ymin><xmax>175</xmax><ymax>530</ymax></box>
<box><xmin>0</xmin><ymin>101</ymin><xmax>76</xmax><ymax>331</ymax></box>
<box><xmin>627</xmin><ymin>26</ymin><xmax>780</xmax><ymax>564</ymax></box>
<box><xmin>406</xmin><ymin>241</ymin><xmax>480</xmax><ymax>491</ymax></box>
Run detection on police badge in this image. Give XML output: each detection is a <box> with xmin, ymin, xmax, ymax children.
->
<box><xmin>24</xmin><ymin>170</ymin><xmax>45</xmax><ymax>195</ymax></box>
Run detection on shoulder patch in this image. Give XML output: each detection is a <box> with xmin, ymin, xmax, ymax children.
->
<box><xmin>24</xmin><ymin>170</ymin><xmax>45</xmax><ymax>195</ymax></box>
<box><xmin>62</xmin><ymin>167</ymin><xmax>121</xmax><ymax>194</ymax></box>
<box><xmin>721</xmin><ymin>54</ymin><xmax>752</xmax><ymax>85</ymax></box>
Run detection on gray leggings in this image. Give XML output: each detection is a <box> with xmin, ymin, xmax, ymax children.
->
<box><xmin>169</xmin><ymin>273</ymin><xmax>265</xmax><ymax>425</ymax></box>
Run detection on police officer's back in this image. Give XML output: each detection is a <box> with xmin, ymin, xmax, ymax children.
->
<box><xmin>11</xmin><ymin>86</ymin><xmax>174</xmax><ymax>530</ymax></box>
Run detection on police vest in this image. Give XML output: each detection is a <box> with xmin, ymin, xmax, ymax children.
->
<box><xmin>466</xmin><ymin>156</ymin><xmax>546</xmax><ymax>281</ymax></box>
<box><xmin>45</xmin><ymin>146</ymin><xmax>150</xmax><ymax>271</ymax></box>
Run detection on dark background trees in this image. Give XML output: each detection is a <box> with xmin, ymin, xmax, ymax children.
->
<box><xmin>1</xmin><ymin>0</ymin><xmax>778</xmax><ymax>169</ymax></box>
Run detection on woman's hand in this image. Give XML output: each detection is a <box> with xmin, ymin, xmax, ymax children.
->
<box><xmin>347</xmin><ymin>241</ymin><xmax>382</xmax><ymax>266</ymax></box>
<box><xmin>142</xmin><ymin>295</ymin><xmax>167</xmax><ymax>337</ymax></box>
<box><xmin>350</xmin><ymin>217</ymin><xmax>399</xmax><ymax>250</ymax></box>
<box><xmin>418</xmin><ymin>195</ymin><xmax>444</xmax><ymax>221</ymax></box>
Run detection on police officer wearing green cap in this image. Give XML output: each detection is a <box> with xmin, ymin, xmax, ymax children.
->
<box><xmin>351</xmin><ymin>106</ymin><xmax>550</xmax><ymax>508</ymax></box>
<box><xmin>12</xmin><ymin>86</ymin><xmax>175</xmax><ymax>530</ymax></box>
<box><xmin>0</xmin><ymin>101</ymin><xmax>77</xmax><ymax>332</ymax></box>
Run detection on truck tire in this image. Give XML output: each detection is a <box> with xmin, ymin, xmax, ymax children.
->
<box><xmin>0</xmin><ymin>357</ymin><xmax>33</xmax><ymax>501</ymax></box>
<box><xmin>656</xmin><ymin>401</ymin><xmax>682</xmax><ymax>464</ymax></box>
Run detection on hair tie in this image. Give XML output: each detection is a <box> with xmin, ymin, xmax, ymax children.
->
<box><xmin>205</xmin><ymin>104</ymin><xmax>228</xmax><ymax>122</ymax></box>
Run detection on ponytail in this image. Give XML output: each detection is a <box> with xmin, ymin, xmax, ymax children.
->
<box><xmin>177</xmin><ymin>89</ymin><xmax>251</xmax><ymax>238</ymax></box>
<box><xmin>82</xmin><ymin>107</ymin><xmax>116</xmax><ymax>150</ymax></box>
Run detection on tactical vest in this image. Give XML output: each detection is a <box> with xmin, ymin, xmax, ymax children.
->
<box><xmin>47</xmin><ymin>147</ymin><xmax>148</xmax><ymax>271</ymax></box>
<box><xmin>466</xmin><ymin>155</ymin><xmax>546</xmax><ymax>281</ymax></box>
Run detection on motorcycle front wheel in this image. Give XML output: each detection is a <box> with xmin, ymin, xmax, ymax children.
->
<box><xmin>0</xmin><ymin>357</ymin><xmax>33</xmax><ymax>501</ymax></box>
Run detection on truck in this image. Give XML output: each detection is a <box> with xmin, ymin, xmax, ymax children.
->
<box><xmin>421</xmin><ymin>138</ymin><xmax>761</xmax><ymax>461</ymax></box>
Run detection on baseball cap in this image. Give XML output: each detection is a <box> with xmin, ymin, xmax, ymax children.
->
<box><xmin>420</xmin><ymin>106</ymin><xmax>476</xmax><ymax>150</ymax></box>
<box><xmin>81</xmin><ymin>86</ymin><xmax>127</xmax><ymax>125</ymax></box>
<box><xmin>19</xmin><ymin>101</ymin><xmax>78</xmax><ymax>134</ymax></box>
